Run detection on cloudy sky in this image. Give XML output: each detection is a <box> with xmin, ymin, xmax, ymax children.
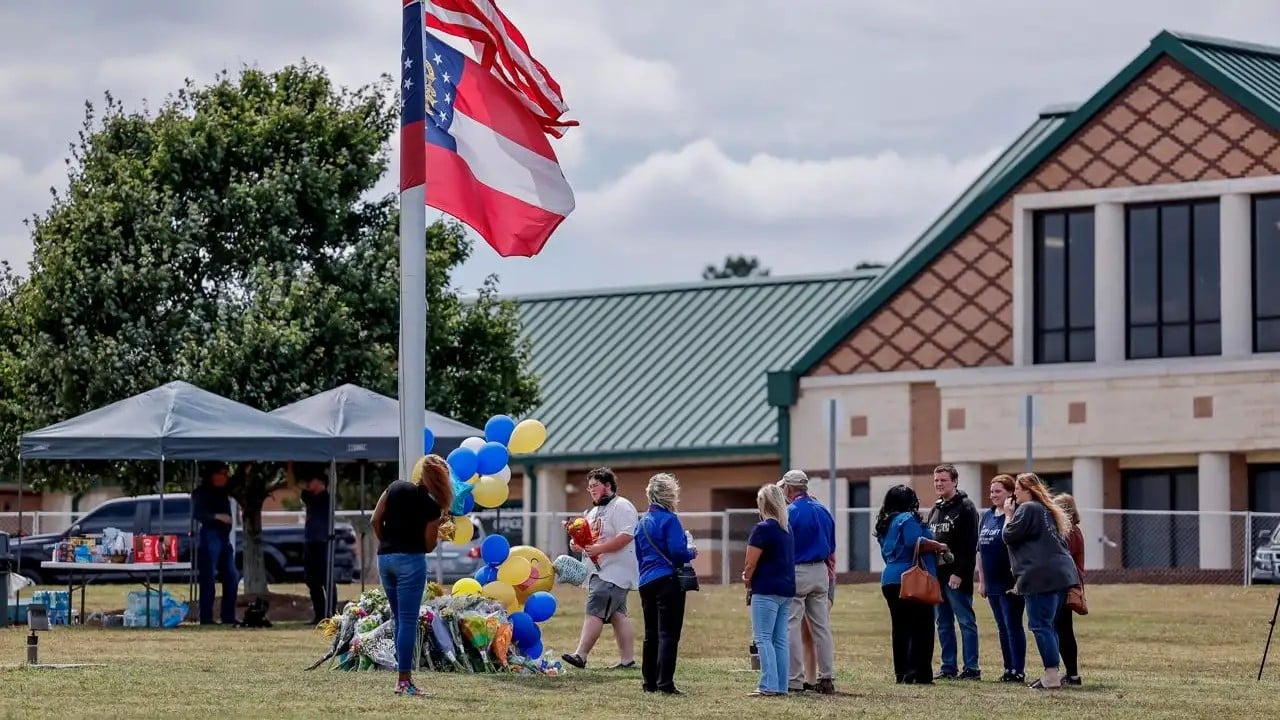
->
<box><xmin>1</xmin><ymin>1</ymin><xmax>1278</xmax><ymax>296</ymax></box>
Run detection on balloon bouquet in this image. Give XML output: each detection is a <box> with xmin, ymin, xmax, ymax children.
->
<box><xmin>312</xmin><ymin>414</ymin><xmax>572</xmax><ymax>676</ymax></box>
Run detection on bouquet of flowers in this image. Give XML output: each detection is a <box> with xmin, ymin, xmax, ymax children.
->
<box><xmin>563</xmin><ymin>517</ymin><xmax>601</xmax><ymax>569</ymax></box>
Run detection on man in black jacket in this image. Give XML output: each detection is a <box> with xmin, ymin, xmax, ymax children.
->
<box><xmin>926</xmin><ymin>463</ymin><xmax>981</xmax><ymax>680</ymax></box>
<box><xmin>293</xmin><ymin>463</ymin><xmax>334</xmax><ymax>625</ymax></box>
<box><xmin>193</xmin><ymin>462</ymin><xmax>246</xmax><ymax>626</ymax></box>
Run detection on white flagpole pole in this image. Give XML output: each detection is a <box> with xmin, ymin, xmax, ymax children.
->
<box><xmin>399</xmin><ymin>0</ymin><xmax>427</xmax><ymax>482</ymax></box>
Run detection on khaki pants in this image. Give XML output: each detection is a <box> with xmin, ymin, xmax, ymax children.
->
<box><xmin>788</xmin><ymin>563</ymin><xmax>834</xmax><ymax>686</ymax></box>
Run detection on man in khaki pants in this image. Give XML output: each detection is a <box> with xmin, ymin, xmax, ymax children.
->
<box><xmin>778</xmin><ymin>470</ymin><xmax>837</xmax><ymax>694</ymax></box>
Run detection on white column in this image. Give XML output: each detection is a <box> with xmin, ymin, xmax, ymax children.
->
<box><xmin>1095</xmin><ymin>203</ymin><xmax>1127</xmax><ymax>364</ymax></box>
<box><xmin>1220</xmin><ymin>193</ymin><xmax>1252</xmax><ymax>357</ymax></box>
<box><xmin>1012</xmin><ymin>205</ymin><xmax>1032</xmax><ymax>366</ymax></box>
<box><xmin>1198</xmin><ymin>452</ymin><xmax>1233</xmax><ymax>570</ymax></box>
<box><xmin>954</xmin><ymin>463</ymin><xmax>984</xmax><ymax>505</ymax></box>
<box><xmin>1071</xmin><ymin>457</ymin><xmax>1106</xmax><ymax>570</ymax></box>
<box><xmin>534</xmin><ymin>466</ymin><xmax>568</xmax><ymax>557</ymax></box>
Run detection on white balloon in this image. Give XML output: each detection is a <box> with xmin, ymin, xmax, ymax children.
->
<box><xmin>495</xmin><ymin>465</ymin><xmax>512</xmax><ymax>484</ymax></box>
<box><xmin>461</xmin><ymin>436</ymin><xmax>486</xmax><ymax>452</ymax></box>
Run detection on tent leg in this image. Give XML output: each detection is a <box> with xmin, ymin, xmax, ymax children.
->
<box><xmin>189</xmin><ymin>463</ymin><xmax>197</xmax><ymax>613</ymax></box>
<box><xmin>359</xmin><ymin>461</ymin><xmax>366</xmax><ymax>595</ymax></box>
<box><xmin>327</xmin><ymin>459</ymin><xmax>336</xmax><ymax>619</ymax></box>
<box><xmin>158</xmin><ymin>458</ymin><xmax>165</xmax><ymax>629</ymax></box>
<box><xmin>15</xmin><ymin>458</ymin><xmax>24</xmax><ymax>610</ymax></box>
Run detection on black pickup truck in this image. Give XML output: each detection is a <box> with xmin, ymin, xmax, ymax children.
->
<box><xmin>11</xmin><ymin>493</ymin><xmax>358</xmax><ymax>586</ymax></box>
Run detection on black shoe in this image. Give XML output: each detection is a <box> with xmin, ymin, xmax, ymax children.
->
<box><xmin>609</xmin><ymin>661</ymin><xmax>637</xmax><ymax>670</ymax></box>
<box><xmin>934</xmin><ymin>670</ymin><xmax>957</xmax><ymax>680</ymax></box>
<box><xmin>803</xmin><ymin>683</ymin><xmax>817</xmax><ymax>692</ymax></box>
<box><xmin>659</xmin><ymin>687</ymin><xmax>683</xmax><ymax>695</ymax></box>
<box><xmin>561</xmin><ymin>653</ymin><xmax>586</xmax><ymax>669</ymax></box>
<box><xmin>1011</xmin><ymin>671</ymin><xmax>1026</xmax><ymax>683</ymax></box>
<box><xmin>1063</xmin><ymin>675</ymin><xmax>1082</xmax><ymax>686</ymax></box>
<box><xmin>958</xmin><ymin>669</ymin><xmax>981</xmax><ymax>681</ymax></box>
<box><xmin>815</xmin><ymin>679</ymin><xmax>836</xmax><ymax>695</ymax></box>
<box><xmin>642</xmin><ymin>685</ymin><xmax>657</xmax><ymax>693</ymax></box>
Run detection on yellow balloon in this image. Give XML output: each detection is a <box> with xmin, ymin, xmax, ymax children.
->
<box><xmin>450</xmin><ymin>515</ymin><xmax>474</xmax><ymax>545</ymax></box>
<box><xmin>473</xmin><ymin>475</ymin><xmax>509</xmax><ymax>508</ymax></box>
<box><xmin>481</xmin><ymin>580</ymin><xmax>517</xmax><ymax>609</ymax></box>
<box><xmin>452</xmin><ymin>578</ymin><xmax>482</xmax><ymax>596</ymax></box>
<box><xmin>497</xmin><ymin>556</ymin><xmax>532</xmax><ymax>586</ymax></box>
<box><xmin>508</xmin><ymin>419</ymin><xmax>547</xmax><ymax>455</ymax></box>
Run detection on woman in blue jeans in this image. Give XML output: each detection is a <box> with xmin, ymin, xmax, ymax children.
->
<box><xmin>742</xmin><ymin>484</ymin><xmax>795</xmax><ymax>697</ymax></box>
<box><xmin>1002</xmin><ymin>472</ymin><xmax>1079</xmax><ymax>690</ymax></box>
<box><xmin>976</xmin><ymin>474</ymin><xmax>1026</xmax><ymax>683</ymax></box>
<box><xmin>371</xmin><ymin>454</ymin><xmax>452</xmax><ymax>698</ymax></box>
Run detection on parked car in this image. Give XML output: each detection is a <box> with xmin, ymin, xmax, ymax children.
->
<box><xmin>1252</xmin><ymin>524</ymin><xmax>1280</xmax><ymax>584</ymax></box>
<box><xmin>12</xmin><ymin>493</ymin><xmax>358</xmax><ymax>586</ymax></box>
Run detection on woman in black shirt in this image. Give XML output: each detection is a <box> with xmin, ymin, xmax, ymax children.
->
<box><xmin>372</xmin><ymin>454</ymin><xmax>453</xmax><ymax>697</ymax></box>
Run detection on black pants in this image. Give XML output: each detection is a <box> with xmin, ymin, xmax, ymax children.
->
<box><xmin>1054</xmin><ymin>598</ymin><xmax>1078</xmax><ymax>677</ymax></box>
<box><xmin>882</xmin><ymin>584</ymin><xmax>936</xmax><ymax>683</ymax></box>
<box><xmin>304</xmin><ymin>540</ymin><xmax>334</xmax><ymax>621</ymax></box>
<box><xmin>640</xmin><ymin>574</ymin><xmax>686</xmax><ymax>692</ymax></box>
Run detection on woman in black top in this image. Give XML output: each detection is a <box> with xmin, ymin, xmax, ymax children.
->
<box><xmin>371</xmin><ymin>454</ymin><xmax>452</xmax><ymax>698</ymax></box>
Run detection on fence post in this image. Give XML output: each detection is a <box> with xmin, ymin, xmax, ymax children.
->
<box><xmin>1245</xmin><ymin>512</ymin><xmax>1253</xmax><ymax>587</ymax></box>
<box><xmin>720</xmin><ymin>510</ymin><xmax>731</xmax><ymax>586</ymax></box>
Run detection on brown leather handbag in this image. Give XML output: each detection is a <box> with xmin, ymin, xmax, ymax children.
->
<box><xmin>1066</xmin><ymin>585</ymin><xmax>1088</xmax><ymax>615</ymax></box>
<box><xmin>899</xmin><ymin>538</ymin><xmax>942</xmax><ymax>605</ymax></box>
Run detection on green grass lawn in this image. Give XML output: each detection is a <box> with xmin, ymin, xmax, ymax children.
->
<box><xmin>1</xmin><ymin>582</ymin><xmax>1278</xmax><ymax>718</ymax></box>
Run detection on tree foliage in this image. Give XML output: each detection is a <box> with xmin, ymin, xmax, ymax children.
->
<box><xmin>702</xmin><ymin>254</ymin><xmax>770</xmax><ymax>280</ymax></box>
<box><xmin>0</xmin><ymin>62</ymin><xmax>540</xmax><ymax>593</ymax></box>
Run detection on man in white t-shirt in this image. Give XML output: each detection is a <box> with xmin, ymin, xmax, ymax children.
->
<box><xmin>562</xmin><ymin>467</ymin><xmax>640</xmax><ymax>670</ymax></box>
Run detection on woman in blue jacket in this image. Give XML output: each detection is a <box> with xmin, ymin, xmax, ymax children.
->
<box><xmin>633</xmin><ymin>473</ymin><xmax>698</xmax><ymax>695</ymax></box>
<box><xmin>875</xmin><ymin>484</ymin><xmax>949</xmax><ymax>684</ymax></box>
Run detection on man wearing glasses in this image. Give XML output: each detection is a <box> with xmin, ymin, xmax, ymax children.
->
<box><xmin>562</xmin><ymin>467</ymin><xmax>640</xmax><ymax>670</ymax></box>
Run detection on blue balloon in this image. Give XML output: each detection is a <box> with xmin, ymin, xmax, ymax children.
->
<box><xmin>447</xmin><ymin>447</ymin><xmax>478</xmax><ymax>481</ymax></box>
<box><xmin>476</xmin><ymin>441</ymin><xmax>509</xmax><ymax>476</ymax></box>
<box><xmin>474</xmin><ymin>565</ymin><xmax>498</xmax><ymax>584</ymax></box>
<box><xmin>484</xmin><ymin>414</ymin><xmax>517</xmax><ymax>445</ymax></box>
<box><xmin>524</xmin><ymin>591</ymin><xmax>557</xmax><ymax>623</ymax></box>
<box><xmin>423</xmin><ymin>426</ymin><xmax>435</xmax><ymax>454</ymax></box>
<box><xmin>481</xmin><ymin>534</ymin><xmax>510</xmax><ymax>566</ymax></box>
<box><xmin>523</xmin><ymin>640</ymin><xmax>543</xmax><ymax>659</ymax></box>
<box><xmin>509</xmin><ymin>611</ymin><xmax>538</xmax><ymax>646</ymax></box>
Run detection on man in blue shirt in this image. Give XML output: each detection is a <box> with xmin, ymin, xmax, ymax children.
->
<box><xmin>778</xmin><ymin>470</ymin><xmax>836</xmax><ymax>694</ymax></box>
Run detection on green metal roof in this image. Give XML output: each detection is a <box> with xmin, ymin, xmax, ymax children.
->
<box><xmin>781</xmin><ymin>29</ymin><xmax>1280</xmax><ymax>385</ymax></box>
<box><xmin>512</xmin><ymin>271</ymin><xmax>878</xmax><ymax>461</ymax></box>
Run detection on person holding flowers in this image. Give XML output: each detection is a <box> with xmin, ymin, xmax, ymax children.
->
<box><xmin>371</xmin><ymin>454</ymin><xmax>453</xmax><ymax>698</ymax></box>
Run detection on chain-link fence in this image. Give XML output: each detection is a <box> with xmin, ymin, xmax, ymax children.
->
<box><xmin>5</xmin><ymin>507</ymin><xmax>1280</xmax><ymax>586</ymax></box>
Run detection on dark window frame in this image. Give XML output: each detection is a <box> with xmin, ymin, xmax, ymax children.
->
<box><xmin>1124</xmin><ymin>199</ymin><xmax>1222</xmax><ymax>359</ymax></box>
<box><xmin>1253</xmin><ymin>194</ymin><xmax>1280</xmax><ymax>353</ymax></box>
<box><xmin>1032</xmin><ymin>208</ymin><xmax>1096</xmax><ymax>364</ymax></box>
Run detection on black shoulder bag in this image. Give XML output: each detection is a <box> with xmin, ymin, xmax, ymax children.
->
<box><xmin>641</xmin><ymin>517</ymin><xmax>700</xmax><ymax>592</ymax></box>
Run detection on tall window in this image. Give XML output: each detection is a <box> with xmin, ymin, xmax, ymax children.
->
<box><xmin>1126</xmin><ymin>200</ymin><xmax>1221</xmax><ymax>359</ymax></box>
<box><xmin>1034</xmin><ymin>209</ymin><xmax>1095</xmax><ymax>363</ymax></box>
<box><xmin>1121</xmin><ymin>468</ymin><xmax>1199</xmax><ymax>569</ymax></box>
<box><xmin>1255</xmin><ymin>195</ymin><xmax>1280</xmax><ymax>353</ymax></box>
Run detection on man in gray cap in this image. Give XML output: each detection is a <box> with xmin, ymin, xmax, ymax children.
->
<box><xmin>778</xmin><ymin>469</ymin><xmax>837</xmax><ymax>694</ymax></box>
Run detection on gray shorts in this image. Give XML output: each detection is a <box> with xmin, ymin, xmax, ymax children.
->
<box><xmin>585</xmin><ymin>575</ymin><xmax>629</xmax><ymax>620</ymax></box>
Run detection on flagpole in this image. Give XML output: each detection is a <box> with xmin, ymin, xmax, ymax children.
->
<box><xmin>399</xmin><ymin>0</ymin><xmax>427</xmax><ymax>482</ymax></box>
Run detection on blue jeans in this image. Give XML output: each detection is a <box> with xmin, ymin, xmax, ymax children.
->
<box><xmin>986</xmin><ymin>590</ymin><xmax>1026</xmax><ymax>673</ymax></box>
<box><xmin>1024</xmin><ymin>590</ymin><xmax>1066</xmax><ymax>670</ymax></box>
<box><xmin>750</xmin><ymin>594</ymin><xmax>790</xmax><ymax>693</ymax></box>
<box><xmin>378</xmin><ymin>553</ymin><xmax>427</xmax><ymax>674</ymax></box>
<box><xmin>935</xmin><ymin>585</ymin><xmax>979</xmax><ymax>674</ymax></box>
<box><xmin>197</xmin><ymin>529</ymin><xmax>239</xmax><ymax>624</ymax></box>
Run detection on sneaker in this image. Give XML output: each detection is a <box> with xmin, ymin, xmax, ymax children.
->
<box><xmin>958</xmin><ymin>669</ymin><xmax>982</xmax><ymax>681</ymax></box>
<box><xmin>395</xmin><ymin>681</ymin><xmax>430</xmax><ymax>698</ymax></box>
<box><xmin>934</xmin><ymin>670</ymin><xmax>958</xmax><ymax>680</ymax></box>
<box><xmin>561</xmin><ymin>653</ymin><xmax>586</xmax><ymax>669</ymax></box>
<box><xmin>1064</xmin><ymin>675</ymin><xmax>1082</xmax><ymax>686</ymax></box>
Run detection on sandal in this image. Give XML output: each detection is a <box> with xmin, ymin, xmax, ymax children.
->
<box><xmin>561</xmin><ymin>653</ymin><xmax>587</xmax><ymax>669</ymax></box>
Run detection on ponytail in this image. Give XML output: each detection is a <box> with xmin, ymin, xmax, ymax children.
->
<box><xmin>412</xmin><ymin>454</ymin><xmax>454</xmax><ymax>517</ymax></box>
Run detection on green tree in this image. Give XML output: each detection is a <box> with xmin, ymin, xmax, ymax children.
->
<box><xmin>0</xmin><ymin>63</ymin><xmax>539</xmax><ymax>595</ymax></box>
<box><xmin>702</xmin><ymin>254</ymin><xmax>770</xmax><ymax>280</ymax></box>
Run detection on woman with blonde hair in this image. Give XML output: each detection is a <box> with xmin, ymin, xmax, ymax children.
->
<box><xmin>1001</xmin><ymin>473</ymin><xmax>1079</xmax><ymax>690</ymax></box>
<box><xmin>743</xmin><ymin>483</ymin><xmax>796</xmax><ymax>697</ymax></box>
<box><xmin>1053</xmin><ymin>493</ymin><xmax>1085</xmax><ymax>686</ymax></box>
<box><xmin>371</xmin><ymin>454</ymin><xmax>453</xmax><ymax>698</ymax></box>
<box><xmin>633</xmin><ymin>473</ymin><xmax>697</xmax><ymax>695</ymax></box>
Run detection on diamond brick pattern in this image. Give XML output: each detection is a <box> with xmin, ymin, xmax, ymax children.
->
<box><xmin>815</xmin><ymin>57</ymin><xmax>1280</xmax><ymax>375</ymax></box>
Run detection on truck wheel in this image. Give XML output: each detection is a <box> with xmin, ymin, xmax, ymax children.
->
<box><xmin>18</xmin><ymin>569</ymin><xmax>44</xmax><ymax>586</ymax></box>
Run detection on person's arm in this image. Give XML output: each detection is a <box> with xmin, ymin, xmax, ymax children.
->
<box><xmin>975</xmin><ymin>557</ymin><xmax>986</xmax><ymax>598</ymax></box>
<box><xmin>423</xmin><ymin>517</ymin><xmax>442</xmax><ymax>554</ymax></box>
<box><xmin>192</xmin><ymin>487</ymin><xmax>217</xmax><ymax>526</ymax></box>
<box><xmin>666</xmin><ymin>515</ymin><xmax>696</xmax><ymax>565</ymax></box>
<box><xmin>1069</xmin><ymin>526</ymin><xmax>1085</xmax><ymax>582</ymax></box>
<box><xmin>370</xmin><ymin>490</ymin><xmax>389</xmax><ymax>542</ymax></box>
<box><xmin>1001</xmin><ymin>501</ymin><xmax>1035</xmax><ymax>545</ymax></box>
<box><xmin>953</xmin><ymin>502</ymin><xmax>980</xmax><ymax>589</ymax></box>
<box><xmin>743</xmin><ymin>545</ymin><xmax>763</xmax><ymax>588</ymax></box>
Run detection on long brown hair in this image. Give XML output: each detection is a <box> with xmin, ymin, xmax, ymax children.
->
<box><xmin>1015</xmin><ymin>472</ymin><xmax>1072</xmax><ymax>537</ymax></box>
<box><xmin>1055</xmin><ymin>493</ymin><xmax>1081</xmax><ymax>526</ymax></box>
<box><xmin>411</xmin><ymin>454</ymin><xmax>453</xmax><ymax>517</ymax></box>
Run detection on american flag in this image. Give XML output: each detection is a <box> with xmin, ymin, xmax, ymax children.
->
<box><xmin>425</xmin><ymin>0</ymin><xmax>578</xmax><ymax>138</ymax></box>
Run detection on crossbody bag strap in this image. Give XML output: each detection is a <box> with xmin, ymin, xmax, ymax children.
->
<box><xmin>640</xmin><ymin>516</ymin><xmax>676</xmax><ymax>569</ymax></box>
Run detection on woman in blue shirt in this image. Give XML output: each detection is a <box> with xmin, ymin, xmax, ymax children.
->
<box><xmin>875</xmin><ymin>484</ymin><xmax>949</xmax><ymax>684</ymax></box>
<box><xmin>742</xmin><ymin>484</ymin><xmax>796</xmax><ymax>697</ymax></box>
<box><xmin>633</xmin><ymin>473</ymin><xmax>697</xmax><ymax>695</ymax></box>
<box><xmin>976</xmin><ymin>474</ymin><xmax>1026</xmax><ymax>683</ymax></box>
